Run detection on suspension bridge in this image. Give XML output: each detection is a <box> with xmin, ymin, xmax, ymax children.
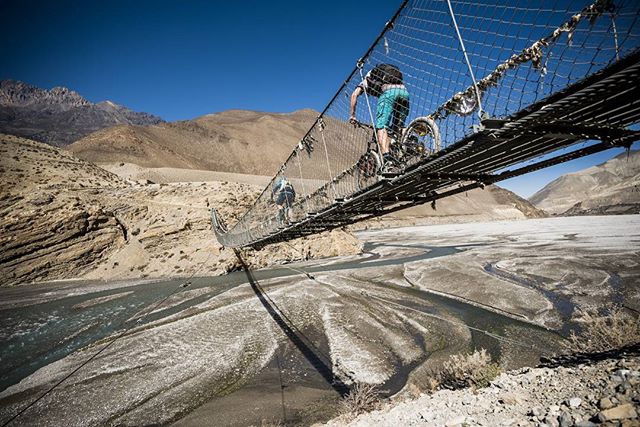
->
<box><xmin>212</xmin><ymin>0</ymin><xmax>640</xmax><ymax>249</ymax></box>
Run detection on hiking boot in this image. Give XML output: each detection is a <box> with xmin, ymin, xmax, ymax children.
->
<box><xmin>381</xmin><ymin>162</ymin><xmax>396</xmax><ymax>174</ymax></box>
<box><xmin>380</xmin><ymin>153</ymin><xmax>400</xmax><ymax>174</ymax></box>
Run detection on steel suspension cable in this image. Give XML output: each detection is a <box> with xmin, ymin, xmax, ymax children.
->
<box><xmin>358</xmin><ymin>65</ymin><xmax>385</xmax><ymax>162</ymax></box>
<box><xmin>318</xmin><ymin>119</ymin><xmax>337</xmax><ymax>198</ymax></box>
<box><xmin>445</xmin><ymin>0</ymin><xmax>484</xmax><ymax>119</ymax></box>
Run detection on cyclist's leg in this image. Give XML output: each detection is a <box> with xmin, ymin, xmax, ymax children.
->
<box><xmin>377</xmin><ymin>128</ymin><xmax>389</xmax><ymax>155</ymax></box>
<box><xmin>375</xmin><ymin>91</ymin><xmax>395</xmax><ymax>155</ymax></box>
<box><xmin>375</xmin><ymin>91</ymin><xmax>394</xmax><ymax>130</ymax></box>
<box><xmin>384</xmin><ymin>90</ymin><xmax>410</xmax><ymax>165</ymax></box>
<box><xmin>393</xmin><ymin>91</ymin><xmax>410</xmax><ymax>131</ymax></box>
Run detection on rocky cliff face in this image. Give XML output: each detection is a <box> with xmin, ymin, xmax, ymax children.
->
<box><xmin>0</xmin><ymin>80</ymin><xmax>164</xmax><ymax>146</ymax></box>
<box><xmin>529</xmin><ymin>149</ymin><xmax>640</xmax><ymax>215</ymax></box>
<box><xmin>0</xmin><ymin>134</ymin><xmax>361</xmax><ymax>286</ymax></box>
<box><xmin>0</xmin><ymin>134</ymin><xmax>128</xmax><ymax>284</ymax></box>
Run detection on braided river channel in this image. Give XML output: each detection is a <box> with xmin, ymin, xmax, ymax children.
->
<box><xmin>1</xmin><ymin>215</ymin><xmax>638</xmax><ymax>426</ymax></box>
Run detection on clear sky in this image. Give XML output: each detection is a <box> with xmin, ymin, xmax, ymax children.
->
<box><xmin>1</xmin><ymin>0</ymin><xmax>636</xmax><ymax>198</ymax></box>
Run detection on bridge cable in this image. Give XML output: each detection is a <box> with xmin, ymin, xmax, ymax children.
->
<box><xmin>295</xmin><ymin>152</ymin><xmax>308</xmax><ymax>202</ymax></box>
<box><xmin>366</xmin><ymin>292</ymin><xmax>550</xmax><ymax>353</ymax></box>
<box><xmin>285</xmin><ymin>263</ymin><xmax>555</xmax><ymax>355</ymax></box>
<box><xmin>358</xmin><ymin>65</ymin><xmax>385</xmax><ymax>163</ymax></box>
<box><xmin>610</xmin><ymin>11</ymin><xmax>620</xmax><ymax>61</ymax></box>
<box><xmin>234</xmin><ymin>252</ymin><xmax>356</xmax><ymax>388</ymax></box>
<box><xmin>445</xmin><ymin>0</ymin><xmax>484</xmax><ymax>119</ymax></box>
<box><xmin>318</xmin><ymin>118</ymin><xmax>337</xmax><ymax>197</ymax></box>
<box><xmin>354</xmin><ymin>280</ymin><xmax>549</xmax><ymax>352</ymax></box>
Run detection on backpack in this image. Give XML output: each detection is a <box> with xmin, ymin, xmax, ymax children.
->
<box><xmin>365</xmin><ymin>64</ymin><xmax>403</xmax><ymax>96</ymax></box>
<box><xmin>272</xmin><ymin>178</ymin><xmax>295</xmax><ymax>200</ymax></box>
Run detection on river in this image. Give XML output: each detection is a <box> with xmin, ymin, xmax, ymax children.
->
<box><xmin>1</xmin><ymin>215</ymin><xmax>638</xmax><ymax>426</ymax></box>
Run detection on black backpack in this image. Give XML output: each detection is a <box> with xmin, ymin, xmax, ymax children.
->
<box><xmin>272</xmin><ymin>178</ymin><xmax>295</xmax><ymax>199</ymax></box>
<box><xmin>366</xmin><ymin>64</ymin><xmax>403</xmax><ymax>96</ymax></box>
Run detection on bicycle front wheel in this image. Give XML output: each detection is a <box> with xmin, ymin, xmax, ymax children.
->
<box><xmin>401</xmin><ymin>116</ymin><xmax>441</xmax><ymax>156</ymax></box>
<box><xmin>355</xmin><ymin>151</ymin><xmax>381</xmax><ymax>191</ymax></box>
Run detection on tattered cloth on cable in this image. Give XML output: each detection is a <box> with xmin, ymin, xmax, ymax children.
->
<box><xmin>433</xmin><ymin>0</ymin><xmax>616</xmax><ymax>119</ymax></box>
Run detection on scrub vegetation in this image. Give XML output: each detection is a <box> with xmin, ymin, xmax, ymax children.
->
<box><xmin>569</xmin><ymin>305</ymin><xmax>640</xmax><ymax>352</ymax></box>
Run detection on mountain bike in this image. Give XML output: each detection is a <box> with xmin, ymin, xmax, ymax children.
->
<box><xmin>353</xmin><ymin>116</ymin><xmax>441</xmax><ymax>191</ymax></box>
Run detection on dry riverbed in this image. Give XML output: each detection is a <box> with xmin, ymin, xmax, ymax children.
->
<box><xmin>0</xmin><ymin>215</ymin><xmax>638</xmax><ymax>426</ymax></box>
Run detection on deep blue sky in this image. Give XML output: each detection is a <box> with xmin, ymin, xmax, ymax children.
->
<box><xmin>1</xmin><ymin>0</ymin><xmax>636</xmax><ymax>198</ymax></box>
<box><xmin>1</xmin><ymin>0</ymin><xmax>397</xmax><ymax>119</ymax></box>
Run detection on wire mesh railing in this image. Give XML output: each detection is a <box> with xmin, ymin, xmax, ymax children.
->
<box><xmin>214</xmin><ymin>0</ymin><xmax>640</xmax><ymax>248</ymax></box>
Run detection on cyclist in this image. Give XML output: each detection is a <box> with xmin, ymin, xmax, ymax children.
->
<box><xmin>271</xmin><ymin>177</ymin><xmax>296</xmax><ymax>225</ymax></box>
<box><xmin>349</xmin><ymin>63</ymin><xmax>410</xmax><ymax>170</ymax></box>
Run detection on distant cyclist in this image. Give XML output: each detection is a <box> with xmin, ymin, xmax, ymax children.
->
<box><xmin>349</xmin><ymin>63</ymin><xmax>410</xmax><ymax>170</ymax></box>
<box><xmin>271</xmin><ymin>177</ymin><xmax>296</xmax><ymax>225</ymax></box>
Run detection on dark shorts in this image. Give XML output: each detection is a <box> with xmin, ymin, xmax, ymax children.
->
<box><xmin>276</xmin><ymin>191</ymin><xmax>295</xmax><ymax>207</ymax></box>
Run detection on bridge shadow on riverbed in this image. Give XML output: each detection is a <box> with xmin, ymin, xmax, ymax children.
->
<box><xmin>234</xmin><ymin>250</ymin><xmax>350</xmax><ymax>397</ymax></box>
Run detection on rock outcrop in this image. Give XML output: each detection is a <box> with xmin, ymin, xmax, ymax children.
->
<box><xmin>0</xmin><ymin>134</ymin><xmax>127</xmax><ymax>284</ymax></box>
<box><xmin>0</xmin><ymin>134</ymin><xmax>361</xmax><ymax>286</ymax></box>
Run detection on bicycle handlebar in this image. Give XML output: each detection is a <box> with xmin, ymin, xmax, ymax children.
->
<box><xmin>351</xmin><ymin>119</ymin><xmax>374</xmax><ymax>130</ymax></box>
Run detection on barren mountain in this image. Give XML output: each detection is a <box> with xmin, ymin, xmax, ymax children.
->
<box><xmin>353</xmin><ymin>185</ymin><xmax>546</xmax><ymax>230</ymax></box>
<box><xmin>529</xmin><ymin>149</ymin><xmax>640</xmax><ymax>215</ymax></box>
<box><xmin>68</xmin><ymin>109</ymin><xmax>318</xmax><ymax>176</ymax></box>
<box><xmin>69</xmin><ymin>108</ymin><xmax>544</xmax><ymax>222</ymax></box>
<box><xmin>0</xmin><ymin>134</ymin><xmax>360</xmax><ymax>286</ymax></box>
<box><xmin>0</xmin><ymin>80</ymin><xmax>163</xmax><ymax>146</ymax></box>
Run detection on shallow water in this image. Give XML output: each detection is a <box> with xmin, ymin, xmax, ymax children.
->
<box><xmin>0</xmin><ymin>243</ymin><xmax>560</xmax><ymax>426</ymax></box>
<box><xmin>0</xmin><ymin>242</ymin><xmax>467</xmax><ymax>393</ymax></box>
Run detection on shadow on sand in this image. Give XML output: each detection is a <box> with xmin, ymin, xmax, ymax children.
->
<box><xmin>234</xmin><ymin>250</ymin><xmax>350</xmax><ymax>397</ymax></box>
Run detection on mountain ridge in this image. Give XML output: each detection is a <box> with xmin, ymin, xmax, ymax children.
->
<box><xmin>0</xmin><ymin>79</ymin><xmax>164</xmax><ymax>146</ymax></box>
<box><xmin>68</xmin><ymin>109</ymin><xmax>319</xmax><ymax>176</ymax></box>
<box><xmin>529</xmin><ymin>149</ymin><xmax>640</xmax><ymax>215</ymax></box>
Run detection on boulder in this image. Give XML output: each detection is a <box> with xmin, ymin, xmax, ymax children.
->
<box><xmin>597</xmin><ymin>404</ymin><xmax>638</xmax><ymax>422</ymax></box>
